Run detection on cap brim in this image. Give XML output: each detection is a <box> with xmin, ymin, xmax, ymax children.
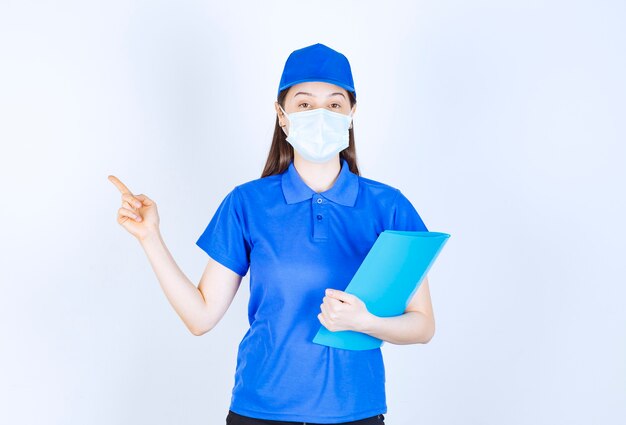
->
<box><xmin>278</xmin><ymin>77</ymin><xmax>356</xmax><ymax>97</ymax></box>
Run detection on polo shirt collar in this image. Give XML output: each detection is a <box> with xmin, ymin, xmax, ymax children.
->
<box><xmin>281</xmin><ymin>158</ymin><xmax>359</xmax><ymax>207</ymax></box>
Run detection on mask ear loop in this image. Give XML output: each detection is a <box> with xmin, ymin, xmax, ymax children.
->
<box><xmin>345</xmin><ymin>102</ymin><xmax>356</xmax><ymax>129</ymax></box>
<box><xmin>279</xmin><ymin>105</ymin><xmax>288</xmax><ymax>128</ymax></box>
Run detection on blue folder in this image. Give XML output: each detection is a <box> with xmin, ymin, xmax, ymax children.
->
<box><xmin>312</xmin><ymin>230</ymin><xmax>450</xmax><ymax>350</ymax></box>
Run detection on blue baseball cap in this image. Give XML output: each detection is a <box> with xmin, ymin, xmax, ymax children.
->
<box><xmin>277</xmin><ymin>43</ymin><xmax>356</xmax><ymax>101</ymax></box>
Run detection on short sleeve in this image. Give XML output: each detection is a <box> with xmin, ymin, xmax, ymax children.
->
<box><xmin>390</xmin><ymin>189</ymin><xmax>429</xmax><ymax>232</ymax></box>
<box><xmin>196</xmin><ymin>187</ymin><xmax>251</xmax><ymax>277</ymax></box>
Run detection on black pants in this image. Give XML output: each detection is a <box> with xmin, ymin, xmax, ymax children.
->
<box><xmin>226</xmin><ymin>410</ymin><xmax>385</xmax><ymax>425</ymax></box>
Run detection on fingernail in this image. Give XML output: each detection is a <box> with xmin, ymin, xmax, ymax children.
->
<box><xmin>136</xmin><ymin>216</ymin><xmax>142</xmax><ymax>221</ymax></box>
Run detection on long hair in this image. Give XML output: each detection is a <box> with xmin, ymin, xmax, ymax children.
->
<box><xmin>260</xmin><ymin>88</ymin><xmax>360</xmax><ymax>178</ymax></box>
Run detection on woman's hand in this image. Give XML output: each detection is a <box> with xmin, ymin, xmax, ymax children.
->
<box><xmin>108</xmin><ymin>175</ymin><xmax>160</xmax><ymax>241</ymax></box>
<box><xmin>318</xmin><ymin>289</ymin><xmax>373</xmax><ymax>333</ymax></box>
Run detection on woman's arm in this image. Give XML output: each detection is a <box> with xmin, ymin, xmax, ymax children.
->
<box><xmin>360</xmin><ymin>276</ymin><xmax>435</xmax><ymax>345</ymax></box>
<box><xmin>109</xmin><ymin>175</ymin><xmax>241</xmax><ymax>336</ymax></box>
<box><xmin>140</xmin><ymin>230</ymin><xmax>243</xmax><ymax>336</ymax></box>
<box><xmin>319</xmin><ymin>276</ymin><xmax>435</xmax><ymax>345</ymax></box>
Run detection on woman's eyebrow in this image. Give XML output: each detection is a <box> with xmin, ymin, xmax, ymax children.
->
<box><xmin>294</xmin><ymin>91</ymin><xmax>346</xmax><ymax>99</ymax></box>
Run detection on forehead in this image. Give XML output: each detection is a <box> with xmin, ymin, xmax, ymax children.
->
<box><xmin>286</xmin><ymin>81</ymin><xmax>349</xmax><ymax>98</ymax></box>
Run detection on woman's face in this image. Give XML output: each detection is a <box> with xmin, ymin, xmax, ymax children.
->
<box><xmin>275</xmin><ymin>81</ymin><xmax>356</xmax><ymax>136</ymax></box>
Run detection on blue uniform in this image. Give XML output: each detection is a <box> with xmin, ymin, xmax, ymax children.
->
<box><xmin>196</xmin><ymin>158</ymin><xmax>428</xmax><ymax>423</ymax></box>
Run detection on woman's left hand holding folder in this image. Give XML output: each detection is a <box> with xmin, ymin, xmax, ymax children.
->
<box><xmin>318</xmin><ymin>289</ymin><xmax>373</xmax><ymax>333</ymax></box>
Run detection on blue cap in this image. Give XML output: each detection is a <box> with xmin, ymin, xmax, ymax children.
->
<box><xmin>277</xmin><ymin>43</ymin><xmax>356</xmax><ymax>100</ymax></box>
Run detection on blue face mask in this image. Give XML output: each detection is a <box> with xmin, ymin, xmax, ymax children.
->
<box><xmin>280</xmin><ymin>105</ymin><xmax>353</xmax><ymax>163</ymax></box>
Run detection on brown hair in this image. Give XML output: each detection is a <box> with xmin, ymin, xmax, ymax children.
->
<box><xmin>260</xmin><ymin>88</ymin><xmax>360</xmax><ymax>178</ymax></box>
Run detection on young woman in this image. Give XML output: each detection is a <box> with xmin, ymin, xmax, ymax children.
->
<box><xmin>109</xmin><ymin>43</ymin><xmax>435</xmax><ymax>425</ymax></box>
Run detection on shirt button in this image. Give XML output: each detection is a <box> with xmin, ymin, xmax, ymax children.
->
<box><xmin>316</xmin><ymin>214</ymin><xmax>323</xmax><ymax>220</ymax></box>
<box><xmin>316</xmin><ymin>198</ymin><xmax>323</xmax><ymax>204</ymax></box>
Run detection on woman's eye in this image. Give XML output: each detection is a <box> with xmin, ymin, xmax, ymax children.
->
<box><xmin>330</xmin><ymin>103</ymin><xmax>342</xmax><ymax>109</ymax></box>
<box><xmin>298</xmin><ymin>103</ymin><xmax>310</xmax><ymax>108</ymax></box>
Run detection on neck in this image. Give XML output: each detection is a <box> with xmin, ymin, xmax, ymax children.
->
<box><xmin>293</xmin><ymin>155</ymin><xmax>342</xmax><ymax>193</ymax></box>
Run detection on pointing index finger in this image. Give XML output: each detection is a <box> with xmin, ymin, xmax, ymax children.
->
<box><xmin>108</xmin><ymin>175</ymin><xmax>132</xmax><ymax>195</ymax></box>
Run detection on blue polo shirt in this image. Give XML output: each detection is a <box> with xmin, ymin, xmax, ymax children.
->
<box><xmin>196</xmin><ymin>158</ymin><xmax>428</xmax><ymax>423</ymax></box>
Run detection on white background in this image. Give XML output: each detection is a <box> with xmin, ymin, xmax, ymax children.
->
<box><xmin>1</xmin><ymin>1</ymin><xmax>625</xmax><ymax>424</ymax></box>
